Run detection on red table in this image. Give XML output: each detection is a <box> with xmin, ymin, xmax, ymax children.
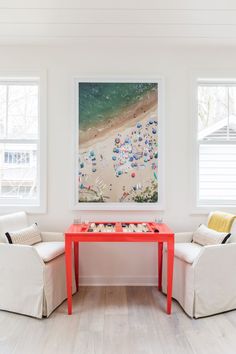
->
<box><xmin>65</xmin><ymin>222</ymin><xmax>174</xmax><ymax>315</ymax></box>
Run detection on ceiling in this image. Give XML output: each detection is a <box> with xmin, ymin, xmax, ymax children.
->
<box><xmin>1</xmin><ymin>0</ymin><xmax>236</xmax><ymax>43</ymax></box>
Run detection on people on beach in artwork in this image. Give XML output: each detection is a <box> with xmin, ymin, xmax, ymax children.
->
<box><xmin>78</xmin><ymin>82</ymin><xmax>158</xmax><ymax>203</ymax></box>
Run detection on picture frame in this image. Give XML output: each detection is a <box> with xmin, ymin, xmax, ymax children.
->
<box><xmin>73</xmin><ymin>77</ymin><xmax>164</xmax><ymax>211</ymax></box>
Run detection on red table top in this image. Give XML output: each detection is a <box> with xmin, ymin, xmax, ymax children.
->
<box><xmin>65</xmin><ymin>222</ymin><xmax>174</xmax><ymax>243</ymax></box>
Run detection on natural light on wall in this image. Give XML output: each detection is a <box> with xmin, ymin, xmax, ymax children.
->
<box><xmin>0</xmin><ymin>80</ymin><xmax>39</xmax><ymax>206</ymax></box>
<box><xmin>197</xmin><ymin>82</ymin><xmax>236</xmax><ymax>206</ymax></box>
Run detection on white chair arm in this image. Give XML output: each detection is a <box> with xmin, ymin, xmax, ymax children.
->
<box><xmin>193</xmin><ymin>243</ymin><xmax>236</xmax><ymax>268</ymax></box>
<box><xmin>175</xmin><ymin>232</ymin><xmax>193</xmax><ymax>243</ymax></box>
<box><xmin>41</xmin><ymin>231</ymin><xmax>64</xmax><ymax>242</ymax></box>
<box><xmin>0</xmin><ymin>243</ymin><xmax>44</xmax><ymax>267</ymax></box>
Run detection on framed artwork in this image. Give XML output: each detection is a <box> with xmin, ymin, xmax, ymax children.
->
<box><xmin>74</xmin><ymin>78</ymin><xmax>164</xmax><ymax>210</ymax></box>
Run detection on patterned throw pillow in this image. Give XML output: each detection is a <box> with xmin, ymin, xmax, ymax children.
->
<box><xmin>5</xmin><ymin>223</ymin><xmax>42</xmax><ymax>245</ymax></box>
<box><xmin>193</xmin><ymin>224</ymin><xmax>231</xmax><ymax>246</ymax></box>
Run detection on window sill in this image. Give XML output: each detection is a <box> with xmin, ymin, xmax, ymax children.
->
<box><xmin>0</xmin><ymin>205</ymin><xmax>46</xmax><ymax>215</ymax></box>
<box><xmin>191</xmin><ymin>205</ymin><xmax>236</xmax><ymax>215</ymax></box>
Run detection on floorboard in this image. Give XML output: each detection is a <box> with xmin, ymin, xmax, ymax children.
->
<box><xmin>1</xmin><ymin>287</ymin><xmax>236</xmax><ymax>354</ymax></box>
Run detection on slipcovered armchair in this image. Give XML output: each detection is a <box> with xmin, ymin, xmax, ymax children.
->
<box><xmin>162</xmin><ymin>212</ymin><xmax>236</xmax><ymax>318</ymax></box>
<box><xmin>0</xmin><ymin>212</ymin><xmax>76</xmax><ymax>318</ymax></box>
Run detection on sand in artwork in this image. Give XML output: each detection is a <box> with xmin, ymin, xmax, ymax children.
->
<box><xmin>78</xmin><ymin>83</ymin><xmax>158</xmax><ymax>203</ymax></box>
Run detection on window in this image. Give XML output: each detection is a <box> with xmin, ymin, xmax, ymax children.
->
<box><xmin>197</xmin><ymin>81</ymin><xmax>236</xmax><ymax>206</ymax></box>
<box><xmin>0</xmin><ymin>76</ymin><xmax>46</xmax><ymax>211</ymax></box>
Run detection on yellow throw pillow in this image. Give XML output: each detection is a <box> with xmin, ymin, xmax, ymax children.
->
<box><xmin>208</xmin><ymin>211</ymin><xmax>236</xmax><ymax>233</ymax></box>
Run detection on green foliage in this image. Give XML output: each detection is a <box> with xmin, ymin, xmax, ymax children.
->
<box><xmin>79</xmin><ymin>197</ymin><xmax>105</xmax><ymax>203</ymax></box>
<box><xmin>79</xmin><ymin>189</ymin><xmax>106</xmax><ymax>203</ymax></box>
<box><xmin>133</xmin><ymin>181</ymin><xmax>158</xmax><ymax>203</ymax></box>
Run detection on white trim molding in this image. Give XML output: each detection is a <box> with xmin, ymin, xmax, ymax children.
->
<box><xmin>79</xmin><ymin>275</ymin><xmax>158</xmax><ymax>286</ymax></box>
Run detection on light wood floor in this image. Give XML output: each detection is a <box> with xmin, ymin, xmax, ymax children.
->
<box><xmin>1</xmin><ymin>286</ymin><xmax>236</xmax><ymax>354</ymax></box>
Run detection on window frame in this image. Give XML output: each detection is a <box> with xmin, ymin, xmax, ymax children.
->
<box><xmin>194</xmin><ymin>78</ymin><xmax>236</xmax><ymax>211</ymax></box>
<box><xmin>0</xmin><ymin>72</ymin><xmax>47</xmax><ymax>214</ymax></box>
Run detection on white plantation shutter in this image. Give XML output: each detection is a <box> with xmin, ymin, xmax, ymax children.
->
<box><xmin>197</xmin><ymin>82</ymin><xmax>236</xmax><ymax>206</ymax></box>
<box><xmin>199</xmin><ymin>144</ymin><xmax>236</xmax><ymax>204</ymax></box>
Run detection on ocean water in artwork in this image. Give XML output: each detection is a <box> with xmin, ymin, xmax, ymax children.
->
<box><xmin>78</xmin><ymin>82</ymin><xmax>158</xmax><ymax>203</ymax></box>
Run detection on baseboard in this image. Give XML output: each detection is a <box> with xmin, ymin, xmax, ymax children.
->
<box><xmin>79</xmin><ymin>276</ymin><xmax>158</xmax><ymax>286</ymax></box>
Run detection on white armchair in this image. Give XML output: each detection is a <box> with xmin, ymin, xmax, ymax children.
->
<box><xmin>0</xmin><ymin>212</ymin><xmax>76</xmax><ymax>318</ymax></box>
<box><xmin>162</xmin><ymin>215</ymin><xmax>236</xmax><ymax>318</ymax></box>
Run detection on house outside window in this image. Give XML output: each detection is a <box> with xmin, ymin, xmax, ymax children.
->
<box><xmin>4</xmin><ymin>151</ymin><xmax>31</xmax><ymax>165</ymax></box>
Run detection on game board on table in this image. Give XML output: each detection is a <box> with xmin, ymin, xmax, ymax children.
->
<box><xmin>86</xmin><ymin>222</ymin><xmax>159</xmax><ymax>233</ymax></box>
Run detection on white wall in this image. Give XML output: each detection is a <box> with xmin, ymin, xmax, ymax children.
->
<box><xmin>0</xmin><ymin>39</ymin><xmax>235</xmax><ymax>284</ymax></box>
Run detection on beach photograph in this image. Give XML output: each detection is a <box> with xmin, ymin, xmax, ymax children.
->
<box><xmin>77</xmin><ymin>82</ymin><xmax>159</xmax><ymax>203</ymax></box>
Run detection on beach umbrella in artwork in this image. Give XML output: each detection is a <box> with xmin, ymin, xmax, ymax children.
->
<box><xmin>115</xmin><ymin>138</ymin><xmax>120</xmax><ymax>144</ymax></box>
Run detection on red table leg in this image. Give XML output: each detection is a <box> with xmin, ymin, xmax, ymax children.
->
<box><xmin>158</xmin><ymin>242</ymin><xmax>163</xmax><ymax>291</ymax></box>
<box><xmin>65</xmin><ymin>237</ymin><xmax>73</xmax><ymax>315</ymax></box>
<box><xmin>74</xmin><ymin>241</ymin><xmax>79</xmax><ymax>292</ymax></box>
<box><xmin>167</xmin><ymin>238</ymin><xmax>174</xmax><ymax>315</ymax></box>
